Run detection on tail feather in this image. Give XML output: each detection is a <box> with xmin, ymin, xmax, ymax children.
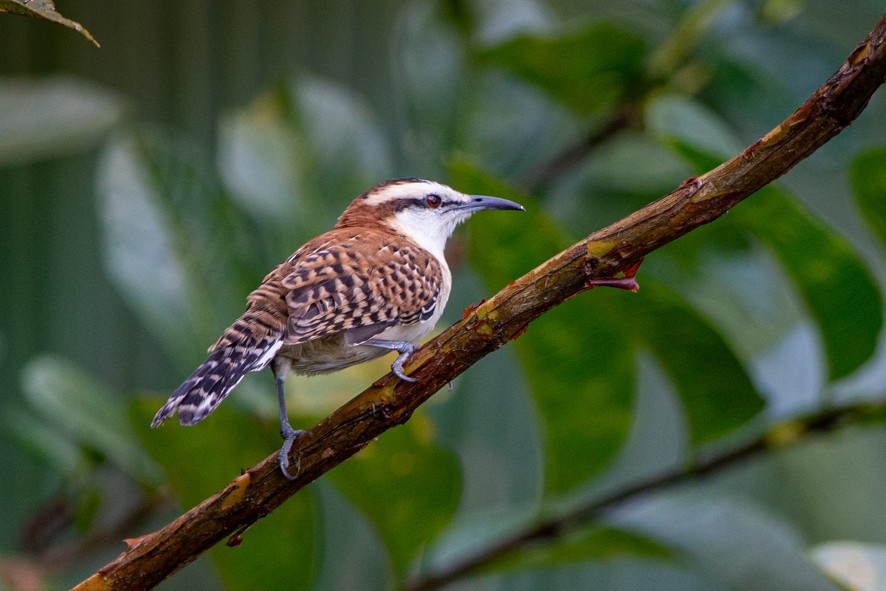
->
<box><xmin>151</xmin><ymin>333</ymin><xmax>283</xmax><ymax>428</ymax></box>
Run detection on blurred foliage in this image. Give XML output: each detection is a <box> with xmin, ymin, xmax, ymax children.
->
<box><xmin>476</xmin><ymin>22</ymin><xmax>649</xmax><ymax>116</ymax></box>
<box><xmin>131</xmin><ymin>399</ymin><xmax>320</xmax><ymax>591</ymax></box>
<box><xmin>2</xmin><ymin>1</ymin><xmax>886</xmax><ymax>590</ymax></box>
<box><xmin>456</xmin><ymin>163</ymin><xmax>765</xmax><ymax>493</ymax></box>
<box><xmin>811</xmin><ymin>540</ymin><xmax>886</xmax><ymax>591</ymax></box>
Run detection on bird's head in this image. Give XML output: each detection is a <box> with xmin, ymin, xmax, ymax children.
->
<box><xmin>336</xmin><ymin>178</ymin><xmax>524</xmax><ymax>259</ymax></box>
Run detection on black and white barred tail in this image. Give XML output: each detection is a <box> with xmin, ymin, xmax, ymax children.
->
<box><xmin>151</xmin><ymin>331</ymin><xmax>282</xmax><ymax>428</ymax></box>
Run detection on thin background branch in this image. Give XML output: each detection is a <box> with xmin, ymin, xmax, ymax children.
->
<box><xmin>73</xmin><ymin>12</ymin><xmax>886</xmax><ymax>591</ymax></box>
<box><xmin>403</xmin><ymin>401</ymin><xmax>886</xmax><ymax>591</ymax></box>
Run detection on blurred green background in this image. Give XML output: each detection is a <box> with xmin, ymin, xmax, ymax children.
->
<box><xmin>2</xmin><ymin>1</ymin><xmax>886</xmax><ymax>590</ymax></box>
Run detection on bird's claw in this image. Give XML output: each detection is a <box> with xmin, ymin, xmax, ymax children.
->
<box><xmin>279</xmin><ymin>426</ymin><xmax>304</xmax><ymax>481</ymax></box>
<box><xmin>391</xmin><ymin>344</ymin><xmax>419</xmax><ymax>383</ymax></box>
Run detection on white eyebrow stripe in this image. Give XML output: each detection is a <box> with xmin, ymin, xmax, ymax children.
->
<box><xmin>361</xmin><ymin>181</ymin><xmax>453</xmax><ymax>205</ymax></box>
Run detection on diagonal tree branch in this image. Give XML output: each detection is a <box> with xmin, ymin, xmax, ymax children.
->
<box><xmin>73</xmin><ymin>12</ymin><xmax>886</xmax><ymax>591</ymax></box>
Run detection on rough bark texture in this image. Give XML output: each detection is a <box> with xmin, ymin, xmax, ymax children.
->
<box><xmin>73</xmin><ymin>12</ymin><xmax>886</xmax><ymax>591</ymax></box>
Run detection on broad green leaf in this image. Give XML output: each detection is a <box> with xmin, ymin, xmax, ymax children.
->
<box><xmin>313</xmin><ymin>482</ymin><xmax>393</xmax><ymax>590</ymax></box>
<box><xmin>615</xmin><ymin>496</ymin><xmax>844</xmax><ymax>591</ymax></box>
<box><xmin>20</xmin><ymin>356</ymin><xmax>162</xmax><ymax>487</ymax></box>
<box><xmin>289</xmin><ymin>78</ymin><xmax>391</xmax><ymax>188</ymax></box>
<box><xmin>326</xmin><ymin>414</ymin><xmax>462</xmax><ymax>576</ymax></box>
<box><xmin>0</xmin><ymin>0</ymin><xmax>99</xmax><ymax>46</ymax></box>
<box><xmin>521</xmin><ymin>292</ymin><xmax>637</xmax><ymax>495</ymax></box>
<box><xmin>486</xmin><ymin>525</ymin><xmax>672</xmax><ymax>573</ymax></box>
<box><xmin>0</xmin><ymin>76</ymin><xmax>122</xmax><ymax>165</ymax></box>
<box><xmin>645</xmin><ymin>93</ymin><xmax>740</xmax><ymax>171</ymax></box>
<box><xmin>734</xmin><ymin>187</ymin><xmax>882</xmax><ymax>380</ymax></box>
<box><xmin>453</xmin><ymin>162</ymin><xmax>635</xmax><ymax>493</ymax></box>
<box><xmin>394</xmin><ymin>2</ymin><xmax>466</xmax><ymax>172</ymax></box>
<box><xmin>132</xmin><ymin>398</ymin><xmax>319</xmax><ymax>591</ymax></box>
<box><xmin>98</xmin><ymin>133</ymin><xmax>192</xmax><ymax>357</ymax></box>
<box><xmin>477</xmin><ymin>22</ymin><xmax>648</xmax><ymax>116</ymax></box>
<box><xmin>427</xmin><ymin>503</ymin><xmax>670</xmax><ymax>576</ymax></box>
<box><xmin>454</xmin><ymin>160</ymin><xmax>762</xmax><ymax>492</ymax></box>
<box><xmin>6</xmin><ymin>408</ymin><xmax>82</xmax><ymax>473</ymax></box>
<box><xmin>810</xmin><ymin>541</ymin><xmax>886</xmax><ymax>591</ymax></box>
<box><xmin>218</xmin><ymin>92</ymin><xmax>305</xmax><ymax>221</ymax></box>
<box><xmin>851</xmin><ymin>147</ymin><xmax>886</xmax><ymax>249</ymax></box>
<box><xmin>217</xmin><ymin>77</ymin><xmax>393</xmax><ymax>254</ymax></box>
<box><xmin>648</xmin><ymin>95</ymin><xmax>882</xmax><ymax>380</ymax></box>
<box><xmin>97</xmin><ymin>130</ymin><xmax>261</xmax><ymax>363</ymax></box>
<box><xmin>619</xmin><ymin>279</ymin><xmax>764</xmax><ymax>443</ymax></box>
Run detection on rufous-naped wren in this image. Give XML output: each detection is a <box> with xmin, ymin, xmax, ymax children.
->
<box><xmin>151</xmin><ymin>178</ymin><xmax>524</xmax><ymax>479</ymax></box>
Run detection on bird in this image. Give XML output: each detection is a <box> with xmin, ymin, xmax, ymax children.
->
<box><xmin>151</xmin><ymin>178</ymin><xmax>524</xmax><ymax>479</ymax></box>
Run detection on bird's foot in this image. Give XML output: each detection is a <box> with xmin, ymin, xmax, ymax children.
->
<box><xmin>279</xmin><ymin>424</ymin><xmax>305</xmax><ymax>481</ymax></box>
<box><xmin>586</xmin><ymin>258</ymin><xmax>643</xmax><ymax>292</ymax></box>
<box><xmin>391</xmin><ymin>344</ymin><xmax>419</xmax><ymax>383</ymax></box>
<box><xmin>365</xmin><ymin>338</ymin><xmax>420</xmax><ymax>383</ymax></box>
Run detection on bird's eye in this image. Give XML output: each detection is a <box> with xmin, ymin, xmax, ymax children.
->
<box><xmin>425</xmin><ymin>194</ymin><xmax>442</xmax><ymax>208</ymax></box>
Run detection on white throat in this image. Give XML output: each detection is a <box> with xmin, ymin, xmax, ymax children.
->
<box><xmin>387</xmin><ymin>209</ymin><xmax>466</xmax><ymax>264</ymax></box>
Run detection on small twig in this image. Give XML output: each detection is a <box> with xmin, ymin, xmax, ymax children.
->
<box><xmin>35</xmin><ymin>489</ymin><xmax>175</xmax><ymax>571</ymax></box>
<box><xmin>519</xmin><ymin>106</ymin><xmax>637</xmax><ymax>193</ymax></box>
<box><xmin>404</xmin><ymin>402</ymin><xmax>881</xmax><ymax>591</ymax></box>
<box><xmin>520</xmin><ymin>0</ymin><xmax>736</xmax><ymax>194</ymax></box>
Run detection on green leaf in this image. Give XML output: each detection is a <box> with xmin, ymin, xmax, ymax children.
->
<box><xmin>452</xmin><ymin>162</ymin><xmax>635</xmax><ymax>494</ymax></box>
<box><xmin>97</xmin><ymin>130</ymin><xmax>261</xmax><ymax>363</ymax></box>
<box><xmin>453</xmin><ymin>160</ymin><xmax>763</xmax><ymax>492</ymax></box>
<box><xmin>523</xmin><ymin>292</ymin><xmax>637</xmax><ymax>495</ymax></box>
<box><xmin>20</xmin><ymin>356</ymin><xmax>162</xmax><ymax>487</ymax></box>
<box><xmin>217</xmin><ymin>77</ymin><xmax>393</xmax><ymax>252</ymax></box>
<box><xmin>282</xmin><ymin>77</ymin><xmax>393</xmax><ymax>230</ymax></box>
<box><xmin>851</xmin><ymin>147</ymin><xmax>886</xmax><ymax>250</ymax></box>
<box><xmin>734</xmin><ymin>188</ymin><xmax>883</xmax><ymax>380</ymax></box>
<box><xmin>0</xmin><ymin>76</ymin><xmax>122</xmax><ymax>166</ymax></box>
<box><xmin>648</xmin><ymin>96</ymin><xmax>882</xmax><ymax>380</ymax></box>
<box><xmin>394</xmin><ymin>3</ymin><xmax>466</xmax><ymax>171</ymax></box>
<box><xmin>487</xmin><ymin>525</ymin><xmax>672</xmax><ymax>573</ymax></box>
<box><xmin>477</xmin><ymin>22</ymin><xmax>648</xmax><ymax>116</ymax></box>
<box><xmin>326</xmin><ymin>413</ymin><xmax>462</xmax><ymax>576</ymax></box>
<box><xmin>132</xmin><ymin>398</ymin><xmax>319</xmax><ymax>591</ymax></box>
<box><xmin>645</xmin><ymin>93</ymin><xmax>740</xmax><ymax>170</ymax></box>
<box><xmin>617</xmin><ymin>496</ymin><xmax>844</xmax><ymax>591</ymax></box>
<box><xmin>218</xmin><ymin>92</ymin><xmax>305</xmax><ymax>221</ymax></box>
<box><xmin>619</xmin><ymin>279</ymin><xmax>765</xmax><ymax>443</ymax></box>
<box><xmin>6</xmin><ymin>408</ymin><xmax>82</xmax><ymax>473</ymax></box>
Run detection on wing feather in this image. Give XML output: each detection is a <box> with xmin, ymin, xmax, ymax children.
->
<box><xmin>279</xmin><ymin>232</ymin><xmax>443</xmax><ymax>345</ymax></box>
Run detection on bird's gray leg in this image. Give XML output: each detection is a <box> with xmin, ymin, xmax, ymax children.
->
<box><xmin>364</xmin><ymin>339</ymin><xmax>419</xmax><ymax>383</ymax></box>
<box><xmin>273</xmin><ymin>359</ymin><xmax>302</xmax><ymax>481</ymax></box>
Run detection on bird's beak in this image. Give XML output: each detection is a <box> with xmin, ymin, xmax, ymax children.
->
<box><xmin>458</xmin><ymin>195</ymin><xmax>525</xmax><ymax>213</ymax></box>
